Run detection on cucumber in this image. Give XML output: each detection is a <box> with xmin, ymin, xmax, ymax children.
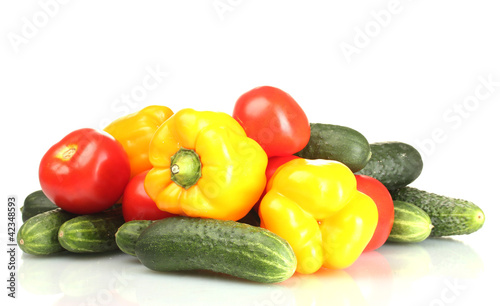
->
<box><xmin>390</xmin><ymin>187</ymin><xmax>485</xmax><ymax>237</ymax></box>
<box><xmin>295</xmin><ymin>123</ymin><xmax>371</xmax><ymax>172</ymax></box>
<box><xmin>388</xmin><ymin>200</ymin><xmax>433</xmax><ymax>243</ymax></box>
<box><xmin>114</xmin><ymin>209</ymin><xmax>262</xmax><ymax>257</ymax></box>
<box><xmin>17</xmin><ymin>209</ymin><xmax>77</xmax><ymax>255</ymax></box>
<box><xmin>357</xmin><ymin>141</ymin><xmax>423</xmax><ymax>190</ymax></box>
<box><xmin>115</xmin><ymin>220</ymin><xmax>153</xmax><ymax>256</ymax></box>
<box><xmin>135</xmin><ymin>217</ymin><xmax>297</xmax><ymax>283</ymax></box>
<box><xmin>58</xmin><ymin>208</ymin><xmax>125</xmax><ymax>253</ymax></box>
<box><xmin>21</xmin><ymin>190</ymin><xmax>58</xmax><ymax>222</ymax></box>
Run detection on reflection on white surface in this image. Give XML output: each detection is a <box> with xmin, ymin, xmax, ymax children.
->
<box><xmin>378</xmin><ymin>238</ymin><xmax>484</xmax><ymax>306</ymax></box>
<box><xmin>17</xmin><ymin>238</ymin><xmax>484</xmax><ymax>306</ymax></box>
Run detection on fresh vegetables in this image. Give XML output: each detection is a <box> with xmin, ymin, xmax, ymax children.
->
<box><xmin>17</xmin><ymin>209</ymin><xmax>77</xmax><ymax>255</ymax></box>
<box><xmin>122</xmin><ymin>171</ymin><xmax>175</xmax><ymax>222</ymax></box>
<box><xmin>296</xmin><ymin>123</ymin><xmax>371</xmax><ymax>172</ymax></box>
<box><xmin>58</xmin><ymin>208</ymin><xmax>125</xmax><ymax>253</ymax></box>
<box><xmin>390</xmin><ymin>187</ymin><xmax>485</xmax><ymax>237</ymax></box>
<box><xmin>265</xmin><ymin>155</ymin><xmax>300</xmax><ymax>181</ymax></box>
<box><xmin>21</xmin><ymin>190</ymin><xmax>58</xmax><ymax>222</ymax></box>
<box><xmin>320</xmin><ymin>191</ymin><xmax>379</xmax><ymax>269</ymax></box>
<box><xmin>388</xmin><ymin>200</ymin><xmax>433</xmax><ymax>243</ymax></box>
<box><xmin>144</xmin><ymin>108</ymin><xmax>268</xmax><ymax>221</ymax></box>
<box><xmin>104</xmin><ymin>105</ymin><xmax>174</xmax><ymax>178</ymax></box>
<box><xmin>115</xmin><ymin>220</ymin><xmax>153</xmax><ymax>256</ymax></box>
<box><xmin>39</xmin><ymin>128</ymin><xmax>131</xmax><ymax>214</ymax></box>
<box><xmin>355</xmin><ymin>175</ymin><xmax>394</xmax><ymax>252</ymax></box>
<box><xmin>259</xmin><ymin>158</ymin><xmax>378</xmax><ymax>274</ymax></box>
<box><xmin>356</xmin><ymin>141</ymin><xmax>423</xmax><ymax>190</ymax></box>
<box><xmin>233</xmin><ymin>86</ymin><xmax>310</xmax><ymax>157</ymax></box>
<box><xmin>135</xmin><ymin>217</ymin><xmax>297</xmax><ymax>283</ymax></box>
<box><xmin>18</xmin><ymin>204</ymin><xmax>126</xmax><ymax>255</ymax></box>
<box><xmin>19</xmin><ymin>85</ymin><xmax>487</xmax><ymax>284</ymax></box>
<box><xmin>116</xmin><ymin>210</ymin><xmax>261</xmax><ymax>258</ymax></box>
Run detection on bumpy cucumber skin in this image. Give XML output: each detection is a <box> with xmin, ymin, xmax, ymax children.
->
<box><xmin>388</xmin><ymin>200</ymin><xmax>433</xmax><ymax>243</ymax></box>
<box><xmin>295</xmin><ymin>123</ymin><xmax>371</xmax><ymax>172</ymax></box>
<box><xmin>357</xmin><ymin>141</ymin><xmax>423</xmax><ymax>190</ymax></box>
<box><xmin>58</xmin><ymin>208</ymin><xmax>125</xmax><ymax>253</ymax></box>
<box><xmin>21</xmin><ymin>190</ymin><xmax>58</xmax><ymax>222</ymax></box>
<box><xmin>17</xmin><ymin>209</ymin><xmax>77</xmax><ymax>255</ymax></box>
<box><xmin>135</xmin><ymin>217</ymin><xmax>297</xmax><ymax>283</ymax></box>
<box><xmin>115</xmin><ymin>220</ymin><xmax>153</xmax><ymax>256</ymax></box>
<box><xmin>390</xmin><ymin>187</ymin><xmax>485</xmax><ymax>237</ymax></box>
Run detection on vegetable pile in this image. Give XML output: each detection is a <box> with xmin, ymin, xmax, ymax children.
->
<box><xmin>18</xmin><ymin>85</ymin><xmax>486</xmax><ymax>283</ymax></box>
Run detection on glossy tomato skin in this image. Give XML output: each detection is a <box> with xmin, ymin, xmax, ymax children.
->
<box><xmin>355</xmin><ymin>175</ymin><xmax>394</xmax><ymax>252</ymax></box>
<box><xmin>122</xmin><ymin>171</ymin><xmax>175</xmax><ymax>222</ymax></box>
<box><xmin>233</xmin><ymin>86</ymin><xmax>310</xmax><ymax>157</ymax></box>
<box><xmin>39</xmin><ymin>128</ymin><xmax>130</xmax><ymax>214</ymax></box>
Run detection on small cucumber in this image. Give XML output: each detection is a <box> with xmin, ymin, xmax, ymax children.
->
<box><xmin>58</xmin><ymin>208</ymin><xmax>125</xmax><ymax>253</ymax></box>
<box><xmin>295</xmin><ymin>123</ymin><xmax>371</xmax><ymax>172</ymax></box>
<box><xmin>21</xmin><ymin>190</ymin><xmax>59</xmax><ymax>222</ymax></box>
<box><xmin>388</xmin><ymin>200</ymin><xmax>433</xmax><ymax>243</ymax></box>
<box><xmin>357</xmin><ymin>141</ymin><xmax>423</xmax><ymax>190</ymax></box>
<box><xmin>115</xmin><ymin>220</ymin><xmax>153</xmax><ymax>256</ymax></box>
<box><xmin>135</xmin><ymin>217</ymin><xmax>297</xmax><ymax>283</ymax></box>
<box><xmin>17</xmin><ymin>209</ymin><xmax>77</xmax><ymax>255</ymax></box>
<box><xmin>390</xmin><ymin>187</ymin><xmax>485</xmax><ymax>237</ymax></box>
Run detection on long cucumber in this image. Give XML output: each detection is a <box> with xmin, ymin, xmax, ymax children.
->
<box><xmin>135</xmin><ymin>217</ymin><xmax>297</xmax><ymax>283</ymax></box>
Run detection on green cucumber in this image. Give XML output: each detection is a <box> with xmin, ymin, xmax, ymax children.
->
<box><xmin>115</xmin><ymin>220</ymin><xmax>153</xmax><ymax>256</ymax></box>
<box><xmin>17</xmin><ymin>209</ymin><xmax>77</xmax><ymax>255</ymax></box>
<box><xmin>390</xmin><ymin>187</ymin><xmax>485</xmax><ymax>237</ymax></box>
<box><xmin>135</xmin><ymin>217</ymin><xmax>297</xmax><ymax>283</ymax></box>
<box><xmin>357</xmin><ymin>141</ymin><xmax>423</xmax><ymax>190</ymax></box>
<box><xmin>388</xmin><ymin>200</ymin><xmax>433</xmax><ymax>243</ymax></box>
<box><xmin>58</xmin><ymin>208</ymin><xmax>125</xmax><ymax>253</ymax></box>
<box><xmin>21</xmin><ymin>190</ymin><xmax>59</xmax><ymax>222</ymax></box>
<box><xmin>115</xmin><ymin>210</ymin><xmax>264</xmax><ymax>257</ymax></box>
<box><xmin>114</xmin><ymin>210</ymin><xmax>262</xmax><ymax>257</ymax></box>
<box><xmin>295</xmin><ymin>123</ymin><xmax>371</xmax><ymax>172</ymax></box>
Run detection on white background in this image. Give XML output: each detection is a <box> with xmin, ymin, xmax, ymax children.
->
<box><xmin>1</xmin><ymin>1</ymin><xmax>499</xmax><ymax>305</ymax></box>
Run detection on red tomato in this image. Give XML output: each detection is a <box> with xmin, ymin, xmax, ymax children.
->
<box><xmin>233</xmin><ymin>86</ymin><xmax>310</xmax><ymax>157</ymax></box>
<box><xmin>355</xmin><ymin>175</ymin><xmax>394</xmax><ymax>252</ymax></box>
<box><xmin>265</xmin><ymin>155</ymin><xmax>301</xmax><ymax>181</ymax></box>
<box><xmin>39</xmin><ymin>128</ymin><xmax>130</xmax><ymax>214</ymax></box>
<box><xmin>122</xmin><ymin>171</ymin><xmax>175</xmax><ymax>222</ymax></box>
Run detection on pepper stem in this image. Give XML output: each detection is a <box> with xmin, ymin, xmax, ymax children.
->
<box><xmin>170</xmin><ymin>148</ymin><xmax>202</xmax><ymax>190</ymax></box>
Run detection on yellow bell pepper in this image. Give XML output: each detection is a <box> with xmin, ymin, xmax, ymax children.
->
<box><xmin>320</xmin><ymin>191</ymin><xmax>379</xmax><ymax>270</ymax></box>
<box><xmin>144</xmin><ymin>108</ymin><xmax>268</xmax><ymax>221</ymax></box>
<box><xmin>259</xmin><ymin>158</ymin><xmax>378</xmax><ymax>274</ymax></box>
<box><xmin>104</xmin><ymin>105</ymin><xmax>174</xmax><ymax>178</ymax></box>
